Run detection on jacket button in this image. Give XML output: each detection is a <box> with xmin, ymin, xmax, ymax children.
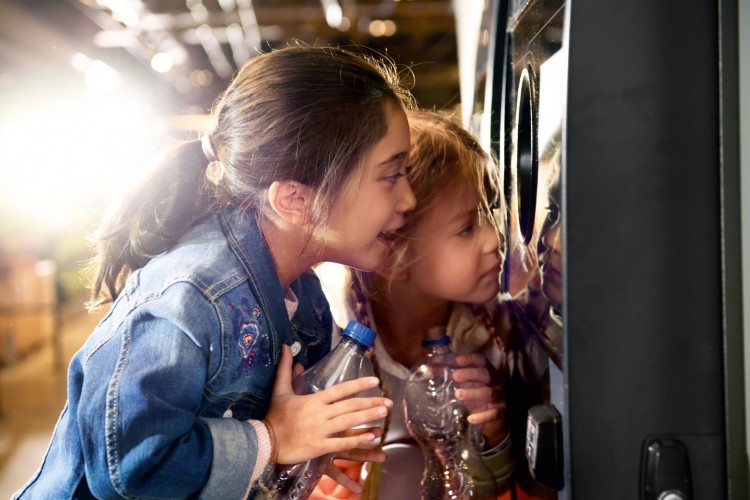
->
<box><xmin>290</xmin><ymin>341</ymin><xmax>301</xmax><ymax>357</ymax></box>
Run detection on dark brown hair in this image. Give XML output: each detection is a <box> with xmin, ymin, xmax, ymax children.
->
<box><xmin>88</xmin><ymin>46</ymin><xmax>415</xmax><ymax>308</ymax></box>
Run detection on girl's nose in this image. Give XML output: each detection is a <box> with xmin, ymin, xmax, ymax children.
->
<box><xmin>398</xmin><ymin>179</ymin><xmax>417</xmax><ymax>214</ymax></box>
<box><xmin>542</xmin><ymin>222</ymin><xmax>562</xmax><ymax>252</ymax></box>
<box><xmin>481</xmin><ymin>219</ymin><xmax>501</xmax><ymax>255</ymax></box>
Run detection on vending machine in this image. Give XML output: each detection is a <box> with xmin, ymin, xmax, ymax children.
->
<box><xmin>460</xmin><ymin>0</ymin><xmax>748</xmax><ymax>497</ymax></box>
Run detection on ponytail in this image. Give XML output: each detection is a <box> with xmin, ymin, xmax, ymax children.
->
<box><xmin>87</xmin><ymin>140</ymin><xmax>213</xmax><ymax>308</ymax></box>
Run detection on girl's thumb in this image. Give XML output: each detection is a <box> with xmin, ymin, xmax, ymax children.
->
<box><xmin>272</xmin><ymin>344</ymin><xmax>294</xmax><ymax>396</ymax></box>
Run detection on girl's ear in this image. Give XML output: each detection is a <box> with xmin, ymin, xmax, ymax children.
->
<box><xmin>267</xmin><ymin>181</ymin><xmax>315</xmax><ymax>226</ymax></box>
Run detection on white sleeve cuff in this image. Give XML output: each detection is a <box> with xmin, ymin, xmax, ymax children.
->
<box><xmin>245</xmin><ymin>419</ymin><xmax>272</xmax><ymax>495</ymax></box>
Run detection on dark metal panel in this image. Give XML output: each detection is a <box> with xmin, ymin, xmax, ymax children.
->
<box><xmin>718</xmin><ymin>0</ymin><xmax>749</xmax><ymax>498</ymax></box>
<box><xmin>564</xmin><ymin>1</ymin><xmax>728</xmax><ymax>497</ymax></box>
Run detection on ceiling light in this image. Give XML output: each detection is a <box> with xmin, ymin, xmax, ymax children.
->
<box><xmin>320</xmin><ymin>0</ymin><xmax>344</xmax><ymax>29</ymax></box>
<box><xmin>96</xmin><ymin>0</ymin><xmax>143</xmax><ymax>27</ymax></box>
<box><xmin>70</xmin><ymin>53</ymin><xmax>121</xmax><ymax>92</ymax></box>
<box><xmin>189</xmin><ymin>69</ymin><xmax>214</xmax><ymax>87</ymax></box>
<box><xmin>150</xmin><ymin>52</ymin><xmax>174</xmax><ymax>73</ymax></box>
<box><xmin>369</xmin><ymin>20</ymin><xmax>397</xmax><ymax>37</ymax></box>
<box><xmin>218</xmin><ymin>0</ymin><xmax>236</xmax><ymax>11</ymax></box>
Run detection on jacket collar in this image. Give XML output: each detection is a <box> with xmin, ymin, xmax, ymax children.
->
<box><xmin>219</xmin><ymin>206</ymin><xmax>290</xmax><ymax>365</ymax></box>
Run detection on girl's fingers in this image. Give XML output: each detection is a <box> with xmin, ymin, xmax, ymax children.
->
<box><xmin>452</xmin><ymin>366</ymin><xmax>490</xmax><ymax>384</ymax></box>
<box><xmin>340</xmin><ymin>426</ymin><xmax>383</xmax><ymax>439</ymax></box>
<box><xmin>328</xmin><ymin>406</ymin><xmax>390</xmax><ymax>433</ymax></box>
<box><xmin>322</xmin><ymin>396</ymin><xmax>392</xmax><ymax>419</ymax></box>
<box><xmin>335</xmin><ymin>446</ymin><xmax>387</xmax><ymax>463</ymax></box>
<box><xmin>338</xmin><ymin>427</ymin><xmax>383</xmax><ymax>450</ymax></box>
<box><xmin>322</xmin><ymin>432</ymin><xmax>381</xmax><ymax>455</ymax></box>
<box><xmin>318</xmin><ymin>377</ymin><xmax>380</xmax><ymax>403</ymax></box>
<box><xmin>455</xmin><ymin>385</ymin><xmax>494</xmax><ymax>402</ymax></box>
<box><xmin>467</xmin><ymin>407</ymin><xmax>501</xmax><ymax>425</ymax></box>
<box><xmin>271</xmin><ymin>345</ymin><xmax>294</xmax><ymax>397</ymax></box>
<box><xmin>455</xmin><ymin>353</ymin><xmax>487</xmax><ymax>367</ymax></box>
<box><xmin>462</xmin><ymin>400</ymin><xmax>487</xmax><ymax>413</ymax></box>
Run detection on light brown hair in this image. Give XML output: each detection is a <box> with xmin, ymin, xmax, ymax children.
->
<box><xmin>352</xmin><ymin>109</ymin><xmax>503</xmax><ymax>299</ymax></box>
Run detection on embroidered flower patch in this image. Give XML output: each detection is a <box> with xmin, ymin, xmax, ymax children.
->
<box><xmin>228</xmin><ymin>300</ymin><xmax>269</xmax><ymax>375</ymax></box>
<box><xmin>237</xmin><ymin>320</ymin><xmax>260</xmax><ymax>372</ymax></box>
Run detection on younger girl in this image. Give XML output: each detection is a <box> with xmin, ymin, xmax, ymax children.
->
<box><xmin>313</xmin><ymin>109</ymin><xmax>513</xmax><ymax>499</ymax></box>
<box><xmin>15</xmin><ymin>46</ymin><xmax>416</xmax><ymax>499</ymax></box>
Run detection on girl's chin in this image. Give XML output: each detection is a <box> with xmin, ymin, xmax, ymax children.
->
<box><xmin>542</xmin><ymin>286</ymin><xmax>562</xmax><ymax>308</ymax></box>
<box><xmin>452</xmin><ymin>284</ymin><xmax>499</xmax><ymax>306</ymax></box>
<box><xmin>474</xmin><ymin>283</ymin><xmax>501</xmax><ymax>303</ymax></box>
<box><xmin>343</xmin><ymin>255</ymin><xmax>382</xmax><ymax>273</ymax></box>
<box><xmin>328</xmin><ymin>244</ymin><xmax>385</xmax><ymax>271</ymax></box>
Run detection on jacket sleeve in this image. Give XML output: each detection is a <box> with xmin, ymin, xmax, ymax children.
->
<box><xmin>481</xmin><ymin>433</ymin><xmax>515</xmax><ymax>492</ymax></box>
<box><xmin>78</xmin><ymin>283</ymin><xmax>263</xmax><ymax>499</ymax></box>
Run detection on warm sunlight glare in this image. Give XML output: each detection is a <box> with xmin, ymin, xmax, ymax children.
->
<box><xmin>0</xmin><ymin>83</ymin><xmax>158</xmax><ymax>232</ymax></box>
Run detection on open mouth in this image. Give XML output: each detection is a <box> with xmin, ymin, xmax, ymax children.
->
<box><xmin>377</xmin><ymin>231</ymin><xmax>395</xmax><ymax>242</ymax></box>
<box><xmin>542</xmin><ymin>263</ymin><xmax>561</xmax><ymax>281</ymax></box>
<box><xmin>483</xmin><ymin>263</ymin><xmax>501</xmax><ymax>278</ymax></box>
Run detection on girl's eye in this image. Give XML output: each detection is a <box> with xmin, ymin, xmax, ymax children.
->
<box><xmin>458</xmin><ymin>224</ymin><xmax>474</xmax><ymax>237</ymax></box>
<box><xmin>546</xmin><ymin>205</ymin><xmax>560</xmax><ymax>223</ymax></box>
<box><xmin>384</xmin><ymin>170</ymin><xmax>406</xmax><ymax>184</ymax></box>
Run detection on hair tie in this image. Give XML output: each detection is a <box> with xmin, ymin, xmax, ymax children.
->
<box><xmin>201</xmin><ymin>133</ymin><xmax>217</xmax><ymax>162</ymax></box>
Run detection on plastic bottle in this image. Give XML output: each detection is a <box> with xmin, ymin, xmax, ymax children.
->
<box><xmin>256</xmin><ymin>320</ymin><xmax>377</xmax><ymax>500</ymax></box>
<box><xmin>403</xmin><ymin>326</ymin><xmax>495</xmax><ymax>499</ymax></box>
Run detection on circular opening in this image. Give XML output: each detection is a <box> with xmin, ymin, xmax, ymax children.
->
<box><xmin>514</xmin><ymin>65</ymin><xmax>539</xmax><ymax>245</ymax></box>
<box><xmin>498</xmin><ymin>35</ymin><xmax>514</xmax><ymax>292</ymax></box>
<box><xmin>500</xmin><ymin>33</ymin><xmax>514</xmax><ymax>220</ymax></box>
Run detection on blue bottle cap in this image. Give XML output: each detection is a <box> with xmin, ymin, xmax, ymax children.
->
<box><xmin>421</xmin><ymin>336</ymin><xmax>450</xmax><ymax>347</ymax></box>
<box><xmin>342</xmin><ymin>320</ymin><xmax>376</xmax><ymax>348</ymax></box>
<box><xmin>421</xmin><ymin>326</ymin><xmax>450</xmax><ymax>347</ymax></box>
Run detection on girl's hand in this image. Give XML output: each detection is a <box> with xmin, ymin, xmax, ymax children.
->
<box><xmin>265</xmin><ymin>345</ymin><xmax>393</xmax><ymax>464</ymax></box>
<box><xmin>453</xmin><ymin>352</ymin><xmax>508</xmax><ymax>448</ymax></box>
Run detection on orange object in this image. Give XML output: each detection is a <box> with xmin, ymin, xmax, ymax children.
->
<box><xmin>308</xmin><ymin>460</ymin><xmax>363</xmax><ymax>500</ymax></box>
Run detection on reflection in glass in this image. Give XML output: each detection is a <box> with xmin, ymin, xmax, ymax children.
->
<box><xmin>466</xmin><ymin>0</ymin><xmax>569</xmax><ymax>496</ymax></box>
<box><xmin>496</xmin><ymin>0</ymin><xmax>568</xmax><ymax>497</ymax></box>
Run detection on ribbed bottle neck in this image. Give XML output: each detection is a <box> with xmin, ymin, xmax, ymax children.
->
<box><xmin>424</xmin><ymin>344</ymin><xmax>451</xmax><ymax>357</ymax></box>
<box><xmin>336</xmin><ymin>335</ymin><xmax>370</xmax><ymax>354</ymax></box>
<box><xmin>421</xmin><ymin>326</ymin><xmax>450</xmax><ymax>358</ymax></box>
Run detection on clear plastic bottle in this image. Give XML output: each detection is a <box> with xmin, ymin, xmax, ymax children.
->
<box><xmin>403</xmin><ymin>326</ymin><xmax>495</xmax><ymax>500</ymax></box>
<box><xmin>256</xmin><ymin>320</ymin><xmax>377</xmax><ymax>500</ymax></box>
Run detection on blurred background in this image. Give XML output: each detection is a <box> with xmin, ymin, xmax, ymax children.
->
<box><xmin>0</xmin><ymin>0</ymin><xmax>460</xmax><ymax>310</ymax></box>
<box><xmin>0</xmin><ymin>0</ymin><xmax>463</xmax><ymax>495</ymax></box>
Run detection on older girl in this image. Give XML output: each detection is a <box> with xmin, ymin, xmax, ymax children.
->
<box><xmin>15</xmin><ymin>46</ymin><xmax>416</xmax><ymax>499</ymax></box>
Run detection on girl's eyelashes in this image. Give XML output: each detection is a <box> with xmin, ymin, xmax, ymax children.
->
<box><xmin>383</xmin><ymin>168</ymin><xmax>409</xmax><ymax>183</ymax></box>
<box><xmin>458</xmin><ymin>223</ymin><xmax>474</xmax><ymax>237</ymax></box>
<box><xmin>383</xmin><ymin>172</ymin><xmax>404</xmax><ymax>183</ymax></box>
<box><xmin>546</xmin><ymin>204</ymin><xmax>560</xmax><ymax>223</ymax></box>
<box><xmin>458</xmin><ymin>209</ymin><xmax>484</xmax><ymax>236</ymax></box>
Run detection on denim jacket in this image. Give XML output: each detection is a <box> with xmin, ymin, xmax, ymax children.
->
<box><xmin>15</xmin><ymin>207</ymin><xmax>332</xmax><ymax>499</ymax></box>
